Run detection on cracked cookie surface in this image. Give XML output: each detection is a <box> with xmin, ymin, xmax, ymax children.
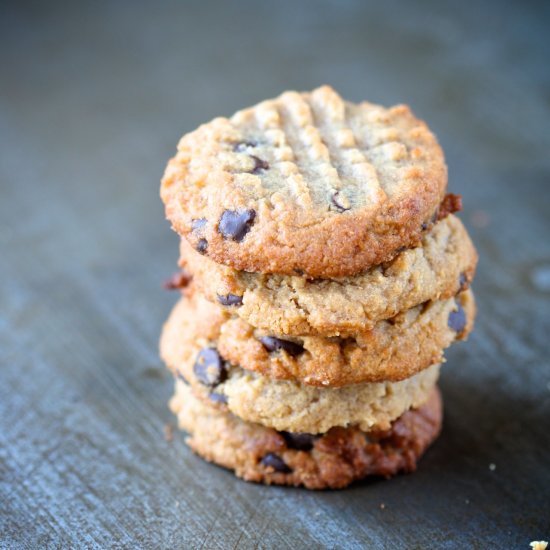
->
<box><xmin>161</xmin><ymin>85</ymin><xmax>448</xmax><ymax>277</ymax></box>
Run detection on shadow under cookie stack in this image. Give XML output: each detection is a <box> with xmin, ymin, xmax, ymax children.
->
<box><xmin>159</xmin><ymin>86</ymin><xmax>477</xmax><ymax>489</ymax></box>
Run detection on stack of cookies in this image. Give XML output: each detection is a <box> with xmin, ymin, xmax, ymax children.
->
<box><xmin>159</xmin><ymin>86</ymin><xmax>477</xmax><ymax>489</ymax></box>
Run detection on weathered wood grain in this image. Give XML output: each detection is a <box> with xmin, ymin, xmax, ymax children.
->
<box><xmin>1</xmin><ymin>0</ymin><xmax>549</xmax><ymax>548</ymax></box>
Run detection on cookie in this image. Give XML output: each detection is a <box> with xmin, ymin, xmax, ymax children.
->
<box><xmin>160</xmin><ymin>287</ymin><xmax>475</xmax><ymax>387</ymax></box>
<box><xmin>160</xmin><ymin>85</ymin><xmax>449</xmax><ymax>278</ymax></box>
<box><xmin>163</xmin><ymin>327</ymin><xmax>440</xmax><ymax>433</ymax></box>
<box><xmin>179</xmin><ymin>214</ymin><xmax>477</xmax><ymax>337</ymax></box>
<box><xmin>170</xmin><ymin>381</ymin><xmax>443</xmax><ymax>489</ymax></box>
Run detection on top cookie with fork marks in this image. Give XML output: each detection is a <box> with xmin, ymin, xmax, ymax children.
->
<box><xmin>161</xmin><ymin>86</ymin><xmax>448</xmax><ymax>277</ymax></box>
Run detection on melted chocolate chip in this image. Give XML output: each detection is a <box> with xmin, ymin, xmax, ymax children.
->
<box><xmin>208</xmin><ymin>392</ymin><xmax>228</xmax><ymax>404</ymax></box>
<box><xmin>191</xmin><ymin>218</ymin><xmax>207</xmax><ymax>232</ymax></box>
<box><xmin>281</xmin><ymin>431</ymin><xmax>317</xmax><ymax>451</ymax></box>
<box><xmin>331</xmin><ymin>191</ymin><xmax>351</xmax><ymax>213</ymax></box>
<box><xmin>261</xmin><ymin>453</ymin><xmax>292</xmax><ymax>473</ymax></box>
<box><xmin>249</xmin><ymin>155</ymin><xmax>269</xmax><ymax>174</ymax></box>
<box><xmin>193</xmin><ymin>348</ymin><xmax>227</xmax><ymax>387</ymax></box>
<box><xmin>233</xmin><ymin>140</ymin><xmax>257</xmax><ymax>152</ymax></box>
<box><xmin>259</xmin><ymin>336</ymin><xmax>304</xmax><ymax>357</ymax></box>
<box><xmin>448</xmin><ymin>303</ymin><xmax>466</xmax><ymax>333</ymax></box>
<box><xmin>196</xmin><ymin>238</ymin><xmax>208</xmax><ymax>254</ymax></box>
<box><xmin>163</xmin><ymin>271</ymin><xmax>192</xmax><ymax>290</ymax></box>
<box><xmin>218</xmin><ymin>209</ymin><xmax>256</xmax><ymax>242</ymax></box>
<box><xmin>217</xmin><ymin>293</ymin><xmax>243</xmax><ymax>307</ymax></box>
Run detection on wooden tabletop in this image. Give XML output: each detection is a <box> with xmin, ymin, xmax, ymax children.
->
<box><xmin>1</xmin><ymin>1</ymin><xmax>549</xmax><ymax>548</ymax></box>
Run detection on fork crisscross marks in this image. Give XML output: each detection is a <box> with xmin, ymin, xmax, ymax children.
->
<box><xmin>230</xmin><ymin>99</ymin><xmax>318</xmax><ymax>210</ymax></box>
<box><xmin>348</xmin><ymin>103</ymin><xmax>429</xmax><ymax>198</ymax></box>
<box><xmin>309</xmin><ymin>86</ymin><xmax>386</xmax><ymax>212</ymax></box>
<box><xmin>161</xmin><ymin>86</ymin><xmax>448</xmax><ymax>277</ymax></box>
<box><xmin>225</xmin><ymin>102</ymin><xmax>286</xmax><ymax>204</ymax></box>
<box><xmin>260</xmin><ymin>91</ymin><xmax>342</xmax><ymax>214</ymax></box>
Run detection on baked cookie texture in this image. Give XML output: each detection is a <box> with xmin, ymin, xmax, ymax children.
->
<box><xmin>161</xmin><ymin>85</ymin><xmax>448</xmax><ymax>278</ymax></box>
<box><xmin>159</xmin><ymin>85</ymin><xmax>478</xmax><ymax>488</ymax></box>
<box><xmin>179</xmin><ymin>214</ymin><xmax>477</xmax><ymax>337</ymax></box>
<box><xmin>171</xmin><ymin>382</ymin><xmax>443</xmax><ymax>489</ymax></box>
<box><xmin>169</xmin><ymin>360</ymin><xmax>439</xmax><ymax>434</ymax></box>
<box><xmin>160</xmin><ymin>288</ymin><xmax>475</xmax><ymax>387</ymax></box>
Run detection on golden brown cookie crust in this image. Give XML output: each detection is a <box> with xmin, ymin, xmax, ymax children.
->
<box><xmin>161</xmin><ymin>85</ymin><xmax>448</xmax><ymax>277</ymax></box>
<box><xmin>170</xmin><ymin>382</ymin><xmax>443</xmax><ymax>489</ymax></box>
<box><xmin>160</xmin><ymin>284</ymin><xmax>442</xmax><ymax>432</ymax></box>
<box><xmin>160</xmin><ymin>288</ymin><xmax>475</xmax><ymax>387</ymax></box>
<box><xmin>179</xmin><ymin>214</ymin><xmax>477</xmax><ymax>337</ymax></box>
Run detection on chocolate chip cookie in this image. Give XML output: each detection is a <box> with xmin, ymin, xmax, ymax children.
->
<box><xmin>161</xmin><ymin>85</ymin><xmax>449</xmax><ymax>277</ymax></box>
<box><xmin>160</xmin><ymin>287</ymin><xmax>475</xmax><ymax>387</ymax></box>
<box><xmin>179</xmin><ymin>214</ymin><xmax>477</xmax><ymax>337</ymax></box>
<box><xmin>165</xmin><ymin>340</ymin><xmax>440</xmax><ymax>433</ymax></box>
<box><xmin>170</xmin><ymin>382</ymin><xmax>443</xmax><ymax>489</ymax></box>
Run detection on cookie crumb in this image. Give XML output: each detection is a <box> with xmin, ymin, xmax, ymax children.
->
<box><xmin>530</xmin><ymin>542</ymin><xmax>548</xmax><ymax>550</ymax></box>
<box><xmin>380</xmin><ymin>503</ymin><xmax>385</xmax><ymax>510</ymax></box>
<box><xmin>164</xmin><ymin>423</ymin><xmax>174</xmax><ymax>442</ymax></box>
<box><xmin>489</xmin><ymin>463</ymin><xmax>496</xmax><ymax>471</ymax></box>
<box><xmin>437</xmin><ymin>193</ymin><xmax>462</xmax><ymax>219</ymax></box>
<box><xmin>163</xmin><ymin>271</ymin><xmax>192</xmax><ymax>290</ymax></box>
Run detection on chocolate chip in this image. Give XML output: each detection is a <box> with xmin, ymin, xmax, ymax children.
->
<box><xmin>448</xmin><ymin>303</ymin><xmax>466</xmax><ymax>333</ymax></box>
<box><xmin>163</xmin><ymin>271</ymin><xmax>192</xmax><ymax>290</ymax></box>
<box><xmin>421</xmin><ymin>221</ymin><xmax>429</xmax><ymax>231</ymax></box>
<box><xmin>259</xmin><ymin>336</ymin><xmax>304</xmax><ymax>357</ymax></box>
<box><xmin>191</xmin><ymin>218</ymin><xmax>207</xmax><ymax>232</ymax></box>
<box><xmin>218</xmin><ymin>209</ymin><xmax>256</xmax><ymax>242</ymax></box>
<box><xmin>331</xmin><ymin>191</ymin><xmax>351</xmax><ymax>212</ymax></box>
<box><xmin>261</xmin><ymin>453</ymin><xmax>292</xmax><ymax>473</ymax></box>
<box><xmin>208</xmin><ymin>392</ymin><xmax>228</xmax><ymax>404</ymax></box>
<box><xmin>249</xmin><ymin>155</ymin><xmax>269</xmax><ymax>174</ymax></box>
<box><xmin>193</xmin><ymin>348</ymin><xmax>227</xmax><ymax>387</ymax></box>
<box><xmin>281</xmin><ymin>431</ymin><xmax>317</xmax><ymax>451</ymax></box>
<box><xmin>196</xmin><ymin>238</ymin><xmax>208</xmax><ymax>254</ymax></box>
<box><xmin>217</xmin><ymin>293</ymin><xmax>243</xmax><ymax>307</ymax></box>
<box><xmin>233</xmin><ymin>140</ymin><xmax>257</xmax><ymax>152</ymax></box>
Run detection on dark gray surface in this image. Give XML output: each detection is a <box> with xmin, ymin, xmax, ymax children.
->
<box><xmin>1</xmin><ymin>1</ymin><xmax>549</xmax><ymax>548</ymax></box>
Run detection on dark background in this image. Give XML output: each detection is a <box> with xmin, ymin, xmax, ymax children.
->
<box><xmin>1</xmin><ymin>1</ymin><xmax>549</xmax><ymax>548</ymax></box>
